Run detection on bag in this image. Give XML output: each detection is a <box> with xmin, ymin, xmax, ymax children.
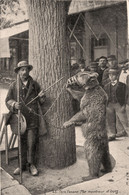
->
<box><xmin>9</xmin><ymin>113</ymin><xmax>27</xmax><ymax>135</ymax></box>
<box><xmin>38</xmin><ymin>103</ymin><xmax>47</xmax><ymax>136</ymax></box>
<box><xmin>4</xmin><ymin>112</ymin><xmax>13</xmax><ymax>126</ymax></box>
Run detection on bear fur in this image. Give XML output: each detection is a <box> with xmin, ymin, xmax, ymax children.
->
<box><xmin>63</xmin><ymin>71</ymin><xmax>112</xmax><ymax>179</ymax></box>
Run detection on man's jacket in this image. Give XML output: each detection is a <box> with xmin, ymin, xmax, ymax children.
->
<box><xmin>104</xmin><ymin>81</ymin><xmax>126</xmax><ymax>106</ymax></box>
<box><xmin>5</xmin><ymin>76</ymin><xmax>47</xmax><ymax>135</ymax></box>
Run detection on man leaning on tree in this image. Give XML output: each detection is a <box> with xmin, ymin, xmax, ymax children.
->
<box><xmin>5</xmin><ymin>61</ymin><xmax>46</xmax><ymax>176</ymax></box>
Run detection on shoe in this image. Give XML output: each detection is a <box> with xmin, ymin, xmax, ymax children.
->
<box><xmin>13</xmin><ymin>167</ymin><xmax>20</xmax><ymax>175</ymax></box>
<box><xmin>116</xmin><ymin>131</ymin><xmax>128</xmax><ymax>138</ymax></box>
<box><xmin>108</xmin><ymin>136</ymin><xmax>116</xmax><ymax>141</ymax></box>
<box><xmin>29</xmin><ymin>164</ymin><xmax>38</xmax><ymax>176</ymax></box>
<box><xmin>13</xmin><ymin>166</ymin><xmax>26</xmax><ymax>175</ymax></box>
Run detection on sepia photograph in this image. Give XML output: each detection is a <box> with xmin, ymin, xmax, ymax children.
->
<box><xmin>0</xmin><ymin>0</ymin><xmax>129</xmax><ymax>195</ymax></box>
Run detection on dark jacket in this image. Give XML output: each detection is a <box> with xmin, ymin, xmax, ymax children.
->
<box><xmin>102</xmin><ymin>68</ymin><xmax>110</xmax><ymax>86</ymax></box>
<box><xmin>5</xmin><ymin>76</ymin><xmax>47</xmax><ymax>134</ymax></box>
<box><xmin>104</xmin><ymin>81</ymin><xmax>126</xmax><ymax>106</ymax></box>
<box><xmin>97</xmin><ymin>67</ymin><xmax>108</xmax><ymax>85</ymax></box>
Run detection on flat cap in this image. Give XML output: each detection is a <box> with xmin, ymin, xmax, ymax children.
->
<box><xmin>99</xmin><ymin>56</ymin><xmax>107</xmax><ymax>60</ymax></box>
<box><xmin>109</xmin><ymin>68</ymin><xmax>119</xmax><ymax>74</ymax></box>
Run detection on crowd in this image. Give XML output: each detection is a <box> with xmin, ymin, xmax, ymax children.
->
<box><xmin>71</xmin><ymin>55</ymin><xmax>129</xmax><ymax>141</ymax></box>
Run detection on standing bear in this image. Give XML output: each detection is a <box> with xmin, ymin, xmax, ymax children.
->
<box><xmin>63</xmin><ymin>71</ymin><xmax>112</xmax><ymax>180</ymax></box>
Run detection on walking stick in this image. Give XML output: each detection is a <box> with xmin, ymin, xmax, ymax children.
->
<box><xmin>26</xmin><ymin>76</ymin><xmax>65</xmax><ymax>106</ymax></box>
<box><xmin>17</xmin><ymin>74</ymin><xmax>22</xmax><ymax>184</ymax></box>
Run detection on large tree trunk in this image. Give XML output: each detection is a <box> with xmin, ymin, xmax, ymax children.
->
<box><xmin>25</xmin><ymin>0</ymin><xmax>76</xmax><ymax>168</ymax></box>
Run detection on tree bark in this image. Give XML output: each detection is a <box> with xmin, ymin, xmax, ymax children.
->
<box><xmin>25</xmin><ymin>0</ymin><xmax>76</xmax><ymax>168</ymax></box>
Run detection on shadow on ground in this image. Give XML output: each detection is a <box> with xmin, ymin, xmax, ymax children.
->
<box><xmin>1</xmin><ymin>146</ymin><xmax>115</xmax><ymax>195</ymax></box>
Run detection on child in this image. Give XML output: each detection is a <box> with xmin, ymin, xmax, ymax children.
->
<box><xmin>104</xmin><ymin>68</ymin><xmax>128</xmax><ymax>141</ymax></box>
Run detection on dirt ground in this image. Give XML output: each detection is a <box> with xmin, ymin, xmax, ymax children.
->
<box><xmin>0</xmin><ymin>84</ymin><xmax>115</xmax><ymax>194</ymax></box>
<box><xmin>1</xmin><ymin>146</ymin><xmax>115</xmax><ymax>195</ymax></box>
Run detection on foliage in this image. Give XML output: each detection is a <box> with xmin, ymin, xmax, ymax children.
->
<box><xmin>0</xmin><ymin>0</ymin><xmax>28</xmax><ymax>29</ymax></box>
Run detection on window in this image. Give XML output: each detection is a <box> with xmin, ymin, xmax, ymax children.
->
<box><xmin>91</xmin><ymin>34</ymin><xmax>109</xmax><ymax>61</ymax></box>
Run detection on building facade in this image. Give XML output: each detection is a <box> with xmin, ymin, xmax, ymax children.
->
<box><xmin>0</xmin><ymin>1</ymin><xmax>128</xmax><ymax>80</ymax></box>
<box><xmin>69</xmin><ymin>1</ymin><xmax>127</xmax><ymax>67</ymax></box>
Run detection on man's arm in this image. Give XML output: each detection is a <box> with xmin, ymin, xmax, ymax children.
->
<box><xmin>34</xmin><ymin>82</ymin><xmax>46</xmax><ymax>104</ymax></box>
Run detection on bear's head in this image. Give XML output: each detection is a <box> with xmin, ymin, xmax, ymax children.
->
<box><xmin>67</xmin><ymin>71</ymin><xmax>99</xmax><ymax>90</ymax></box>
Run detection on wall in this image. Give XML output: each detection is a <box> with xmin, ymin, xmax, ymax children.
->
<box><xmin>84</xmin><ymin>3</ymin><xmax>127</xmax><ymax>63</ymax></box>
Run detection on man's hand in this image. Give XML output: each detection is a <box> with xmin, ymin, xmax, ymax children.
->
<box><xmin>38</xmin><ymin>90</ymin><xmax>45</xmax><ymax>98</ymax></box>
<box><xmin>63</xmin><ymin>121</ymin><xmax>74</xmax><ymax>128</ymax></box>
<box><xmin>14</xmin><ymin>102</ymin><xmax>22</xmax><ymax>110</ymax></box>
<box><xmin>121</xmin><ymin>105</ymin><xmax>126</xmax><ymax>113</ymax></box>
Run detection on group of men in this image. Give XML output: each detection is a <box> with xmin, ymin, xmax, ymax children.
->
<box><xmin>73</xmin><ymin>55</ymin><xmax>129</xmax><ymax>141</ymax></box>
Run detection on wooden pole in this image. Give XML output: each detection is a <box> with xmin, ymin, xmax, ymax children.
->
<box><xmin>81</xmin><ymin>14</ymin><xmax>99</xmax><ymax>41</ymax></box>
<box><xmin>5</xmin><ymin>124</ymin><xmax>9</xmax><ymax>165</ymax></box>
<box><xmin>68</xmin><ymin>26</ymin><xmax>88</xmax><ymax>58</ymax></box>
<box><xmin>97</xmin><ymin>17</ymin><xmax>124</xmax><ymax>59</ymax></box>
<box><xmin>69</xmin><ymin>13</ymin><xmax>81</xmax><ymax>38</ymax></box>
<box><xmin>17</xmin><ymin>74</ymin><xmax>22</xmax><ymax>184</ymax></box>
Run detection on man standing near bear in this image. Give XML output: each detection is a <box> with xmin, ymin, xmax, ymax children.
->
<box><xmin>5</xmin><ymin>61</ymin><xmax>46</xmax><ymax>176</ymax></box>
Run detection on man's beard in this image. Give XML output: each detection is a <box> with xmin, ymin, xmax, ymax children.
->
<box><xmin>21</xmin><ymin>75</ymin><xmax>29</xmax><ymax>81</ymax></box>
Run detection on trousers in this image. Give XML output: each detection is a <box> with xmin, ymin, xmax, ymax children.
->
<box><xmin>106</xmin><ymin>102</ymin><xmax>128</xmax><ymax>137</ymax></box>
<box><xmin>20</xmin><ymin>128</ymin><xmax>38</xmax><ymax>168</ymax></box>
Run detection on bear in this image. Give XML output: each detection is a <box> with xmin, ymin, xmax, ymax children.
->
<box><xmin>63</xmin><ymin>71</ymin><xmax>112</xmax><ymax>180</ymax></box>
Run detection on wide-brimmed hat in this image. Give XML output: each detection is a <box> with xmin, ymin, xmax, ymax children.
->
<box><xmin>14</xmin><ymin>61</ymin><xmax>33</xmax><ymax>73</ymax></box>
<box><xmin>109</xmin><ymin>68</ymin><xmax>119</xmax><ymax>75</ymax></box>
<box><xmin>9</xmin><ymin>113</ymin><xmax>27</xmax><ymax>135</ymax></box>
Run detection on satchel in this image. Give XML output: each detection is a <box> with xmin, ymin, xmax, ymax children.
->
<box><xmin>4</xmin><ymin>112</ymin><xmax>13</xmax><ymax>126</ymax></box>
<box><xmin>38</xmin><ymin>102</ymin><xmax>47</xmax><ymax>136</ymax></box>
<box><xmin>9</xmin><ymin>113</ymin><xmax>27</xmax><ymax>135</ymax></box>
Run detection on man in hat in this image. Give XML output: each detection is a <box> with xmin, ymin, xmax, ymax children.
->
<box><xmin>97</xmin><ymin>56</ymin><xmax>108</xmax><ymax>85</ymax></box>
<box><xmin>78</xmin><ymin>58</ymin><xmax>89</xmax><ymax>72</ymax></box>
<box><xmin>104</xmin><ymin>68</ymin><xmax>128</xmax><ymax>141</ymax></box>
<box><xmin>102</xmin><ymin>55</ymin><xmax>127</xmax><ymax>135</ymax></box>
<box><xmin>102</xmin><ymin>55</ymin><xmax>119</xmax><ymax>87</ymax></box>
<box><xmin>5</xmin><ymin>61</ymin><xmax>46</xmax><ymax>176</ymax></box>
